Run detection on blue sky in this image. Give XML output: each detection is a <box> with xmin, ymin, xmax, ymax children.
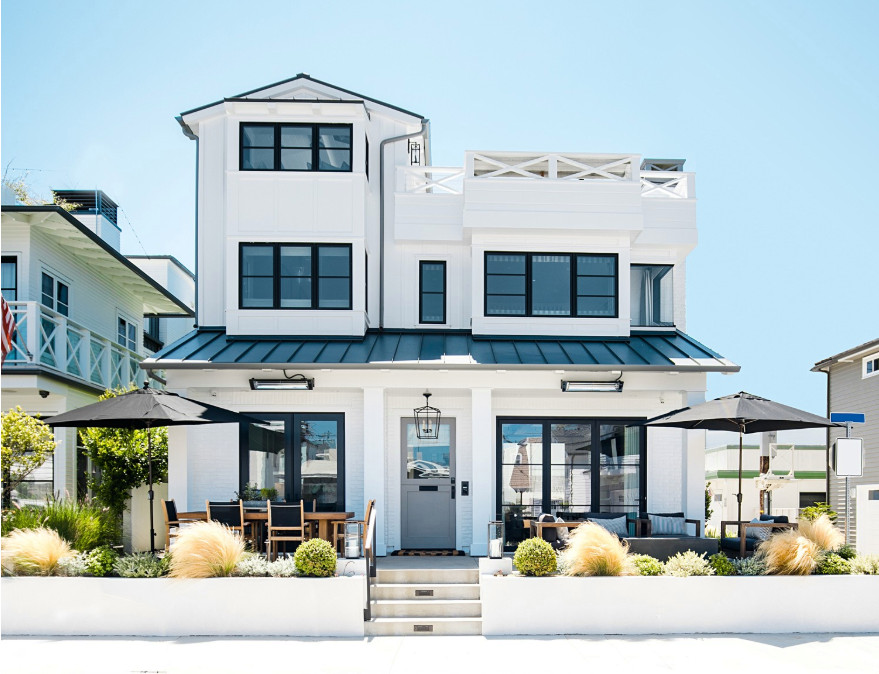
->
<box><xmin>2</xmin><ymin>1</ymin><xmax>876</xmax><ymax>418</ymax></box>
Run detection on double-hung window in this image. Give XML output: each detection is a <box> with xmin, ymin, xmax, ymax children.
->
<box><xmin>240</xmin><ymin>123</ymin><xmax>352</xmax><ymax>172</ymax></box>
<box><xmin>419</xmin><ymin>261</ymin><xmax>446</xmax><ymax>324</ymax></box>
<box><xmin>117</xmin><ymin>317</ymin><xmax>137</xmax><ymax>352</ymax></box>
<box><xmin>240</xmin><ymin>243</ymin><xmax>352</xmax><ymax>310</ymax></box>
<box><xmin>41</xmin><ymin>272</ymin><xmax>69</xmax><ymax>316</ymax></box>
<box><xmin>484</xmin><ymin>253</ymin><xmax>617</xmax><ymax>317</ymax></box>
<box><xmin>2</xmin><ymin>256</ymin><xmax>17</xmax><ymax>300</ymax></box>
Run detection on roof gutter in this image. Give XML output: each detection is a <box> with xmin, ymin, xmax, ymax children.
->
<box><xmin>379</xmin><ymin>120</ymin><xmax>430</xmax><ymax>329</ymax></box>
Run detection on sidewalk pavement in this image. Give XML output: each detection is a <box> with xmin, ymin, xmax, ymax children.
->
<box><xmin>2</xmin><ymin>633</ymin><xmax>878</xmax><ymax>674</ymax></box>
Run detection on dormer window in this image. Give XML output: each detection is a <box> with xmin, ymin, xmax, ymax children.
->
<box><xmin>240</xmin><ymin>123</ymin><xmax>352</xmax><ymax>172</ymax></box>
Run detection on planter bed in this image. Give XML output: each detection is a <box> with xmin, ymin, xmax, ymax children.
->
<box><xmin>480</xmin><ymin>571</ymin><xmax>879</xmax><ymax>635</ymax></box>
<box><xmin>1</xmin><ymin>574</ymin><xmax>365</xmax><ymax>637</ymax></box>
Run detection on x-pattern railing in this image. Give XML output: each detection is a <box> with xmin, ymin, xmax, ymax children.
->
<box><xmin>399</xmin><ymin>167</ymin><xmax>465</xmax><ymax>194</ymax></box>
<box><xmin>640</xmin><ymin>172</ymin><xmax>689</xmax><ymax>198</ymax></box>
<box><xmin>470</xmin><ymin>152</ymin><xmax>635</xmax><ymax>181</ymax></box>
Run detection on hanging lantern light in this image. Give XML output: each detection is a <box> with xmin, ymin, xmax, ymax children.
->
<box><xmin>413</xmin><ymin>392</ymin><xmax>441</xmax><ymax>440</ymax></box>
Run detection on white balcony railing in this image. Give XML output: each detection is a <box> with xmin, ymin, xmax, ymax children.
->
<box><xmin>4</xmin><ymin>301</ymin><xmax>144</xmax><ymax>391</ymax></box>
<box><xmin>397</xmin><ymin>167</ymin><xmax>465</xmax><ymax>195</ymax></box>
<box><xmin>396</xmin><ymin>152</ymin><xmax>694</xmax><ymax>199</ymax></box>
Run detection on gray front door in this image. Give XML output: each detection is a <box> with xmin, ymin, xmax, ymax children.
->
<box><xmin>400</xmin><ymin>418</ymin><xmax>455</xmax><ymax>549</ymax></box>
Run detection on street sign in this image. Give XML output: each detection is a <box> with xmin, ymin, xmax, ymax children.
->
<box><xmin>833</xmin><ymin>437</ymin><xmax>863</xmax><ymax>477</ymax></box>
<box><xmin>831</xmin><ymin>412</ymin><xmax>866</xmax><ymax>424</ymax></box>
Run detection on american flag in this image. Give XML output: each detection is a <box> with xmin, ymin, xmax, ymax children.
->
<box><xmin>1</xmin><ymin>295</ymin><xmax>16</xmax><ymax>363</ymax></box>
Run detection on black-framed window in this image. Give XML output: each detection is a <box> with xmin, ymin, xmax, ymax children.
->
<box><xmin>365</xmin><ymin>135</ymin><xmax>370</xmax><ymax>180</ymax></box>
<box><xmin>484</xmin><ymin>253</ymin><xmax>617</xmax><ymax>317</ymax></box>
<box><xmin>41</xmin><ymin>272</ymin><xmax>69</xmax><ymax>317</ymax></box>
<box><xmin>2</xmin><ymin>256</ymin><xmax>17</xmax><ymax>300</ymax></box>
<box><xmin>240</xmin><ymin>123</ymin><xmax>352</xmax><ymax>172</ymax></box>
<box><xmin>239</xmin><ymin>243</ymin><xmax>352</xmax><ymax>310</ymax></box>
<box><xmin>630</xmin><ymin>264</ymin><xmax>674</xmax><ymax>327</ymax></box>
<box><xmin>419</xmin><ymin>261</ymin><xmax>446</xmax><ymax>324</ymax></box>
<box><xmin>497</xmin><ymin>417</ymin><xmax>646</xmax><ymax>549</ymax></box>
<box><xmin>240</xmin><ymin>412</ymin><xmax>345</xmax><ymax>512</ymax></box>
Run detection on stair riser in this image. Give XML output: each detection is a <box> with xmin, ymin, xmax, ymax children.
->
<box><xmin>373</xmin><ymin>603</ymin><xmax>482</xmax><ymax>619</ymax></box>
<box><xmin>376</xmin><ymin>569</ymin><xmax>478</xmax><ymax>584</ymax></box>
<box><xmin>374</xmin><ymin>585</ymin><xmax>480</xmax><ymax>601</ymax></box>
<box><xmin>364</xmin><ymin>621</ymin><xmax>482</xmax><ymax>637</ymax></box>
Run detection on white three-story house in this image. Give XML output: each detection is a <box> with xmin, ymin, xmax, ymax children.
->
<box><xmin>146</xmin><ymin>74</ymin><xmax>738</xmax><ymax>554</ymax></box>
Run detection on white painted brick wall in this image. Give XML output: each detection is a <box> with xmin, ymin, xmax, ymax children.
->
<box><xmin>647</xmin><ymin>427</ymin><xmax>685</xmax><ymax>512</ymax></box>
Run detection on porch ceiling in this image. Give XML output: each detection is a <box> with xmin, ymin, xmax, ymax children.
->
<box><xmin>144</xmin><ymin>328</ymin><xmax>739</xmax><ymax>372</ymax></box>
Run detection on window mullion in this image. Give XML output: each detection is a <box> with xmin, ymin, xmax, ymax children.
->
<box><xmin>273</xmin><ymin>245</ymin><xmax>280</xmax><ymax>310</ymax></box>
<box><xmin>312</xmin><ymin>244</ymin><xmax>319</xmax><ymax>309</ymax></box>
<box><xmin>312</xmin><ymin>127</ymin><xmax>319</xmax><ymax>173</ymax></box>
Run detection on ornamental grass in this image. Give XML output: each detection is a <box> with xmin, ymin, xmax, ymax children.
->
<box><xmin>559</xmin><ymin>522</ymin><xmax>634</xmax><ymax>577</ymax></box>
<box><xmin>1</xmin><ymin>527</ymin><xmax>73</xmax><ymax>576</ymax></box>
<box><xmin>168</xmin><ymin>521</ymin><xmax>245</xmax><ymax>578</ymax></box>
<box><xmin>798</xmin><ymin>515</ymin><xmax>844</xmax><ymax>552</ymax></box>
<box><xmin>761</xmin><ymin>529</ymin><xmax>821</xmax><ymax>575</ymax></box>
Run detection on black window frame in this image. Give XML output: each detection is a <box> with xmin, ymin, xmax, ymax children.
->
<box><xmin>239</xmin><ymin>123</ymin><xmax>353</xmax><ymax>173</ymax></box>
<box><xmin>239</xmin><ymin>243</ymin><xmax>353</xmax><ymax>310</ymax></box>
<box><xmin>419</xmin><ymin>260</ymin><xmax>447</xmax><ymax>325</ymax></box>
<box><xmin>496</xmin><ymin>416</ymin><xmax>647</xmax><ymax>550</ymax></box>
<box><xmin>239</xmin><ymin>412</ymin><xmax>346</xmax><ymax>512</ymax></box>
<box><xmin>484</xmin><ymin>252</ymin><xmax>618</xmax><ymax>318</ymax></box>
<box><xmin>1</xmin><ymin>255</ymin><xmax>17</xmax><ymax>301</ymax></box>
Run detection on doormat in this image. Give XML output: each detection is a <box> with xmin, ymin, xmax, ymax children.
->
<box><xmin>391</xmin><ymin>549</ymin><xmax>466</xmax><ymax>556</ymax></box>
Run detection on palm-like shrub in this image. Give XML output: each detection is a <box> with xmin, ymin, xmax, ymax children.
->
<box><xmin>168</xmin><ymin>521</ymin><xmax>245</xmax><ymax>578</ymax></box>
<box><xmin>1</xmin><ymin>527</ymin><xmax>73</xmax><ymax>575</ymax></box>
<box><xmin>662</xmin><ymin>550</ymin><xmax>713</xmax><ymax>577</ymax></box>
<box><xmin>513</xmin><ymin>537</ymin><xmax>557</xmax><ymax>576</ymax></box>
<box><xmin>559</xmin><ymin>522</ymin><xmax>633</xmax><ymax>576</ymax></box>
<box><xmin>293</xmin><ymin>538</ymin><xmax>337</xmax><ymax>577</ymax></box>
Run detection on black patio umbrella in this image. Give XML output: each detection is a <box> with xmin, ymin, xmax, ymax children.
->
<box><xmin>645</xmin><ymin>391</ymin><xmax>837</xmax><ymax>524</ymax></box>
<box><xmin>48</xmin><ymin>382</ymin><xmax>264</xmax><ymax>552</ymax></box>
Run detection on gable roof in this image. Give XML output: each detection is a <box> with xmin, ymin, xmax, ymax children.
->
<box><xmin>812</xmin><ymin>337</ymin><xmax>879</xmax><ymax>372</ymax></box>
<box><xmin>179</xmin><ymin>73</ymin><xmax>424</xmax><ymax>120</ymax></box>
<box><xmin>1</xmin><ymin>206</ymin><xmax>193</xmax><ymax>317</ymax></box>
<box><xmin>144</xmin><ymin>328</ymin><xmax>739</xmax><ymax>372</ymax></box>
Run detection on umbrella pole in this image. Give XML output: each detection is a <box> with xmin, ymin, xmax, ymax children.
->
<box><xmin>736</xmin><ymin>426</ymin><xmax>744</xmax><ymax>526</ymax></box>
<box><xmin>147</xmin><ymin>422</ymin><xmax>155</xmax><ymax>554</ymax></box>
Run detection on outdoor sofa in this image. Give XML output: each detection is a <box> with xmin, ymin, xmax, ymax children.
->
<box><xmin>719</xmin><ymin>514</ymin><xmax>796</xmax><ymax>557</ymax></box>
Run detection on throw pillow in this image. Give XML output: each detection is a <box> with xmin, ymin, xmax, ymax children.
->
<box><xmin>747</xmin><ymin>517</ymin><xmax>773</xmax><ymax>541</ymax></box>
<box><xmin>555</xmin><ymin>516</ymin><xmax>569</xmax><ymax>544</ymax></box>
<box><xmin>648</xmin><ymin>514</ymin><xmax>687</xmax><ymax>535</ymax></box>
<box><xmin>588</xmin><ymin>515</ymin><xmax>629</xmax><ymax>537</ymax></box>
<box><xmin>538</xmin><ymin>513</ymin><xmax>558</xmax><ymax>544</ymax></box>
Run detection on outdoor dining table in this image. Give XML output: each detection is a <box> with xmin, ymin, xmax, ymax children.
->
<box><xmin>177</xmin><ymin>509</ymin><xmax>354</xmax><ymax>544</ymax></box>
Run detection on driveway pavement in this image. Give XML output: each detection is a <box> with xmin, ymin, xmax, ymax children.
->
<box><xmin>3</xmin><ymin>633</ymin><xmax>878</xmax><ymax>674</ymax></box>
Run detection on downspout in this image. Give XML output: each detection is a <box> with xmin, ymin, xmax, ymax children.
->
<box><xmin>379</xmin><ymin>119</ymin><xmax>430</xmax><ymax>329</ymax></box>
<box><xmin>824</xmin><ymin>368</ymin><xmax>831</xmax><ymax>509</ymax></box>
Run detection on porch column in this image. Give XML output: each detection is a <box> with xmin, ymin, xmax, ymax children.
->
<box><xmin>363</xmin><ymin>387</ymin><xmax>387</xmax><ymax>556</ymax></box>
<box><xmin>684</xmin><ymin>390</ymin><xmax>707</xmax><ymax>529</ymax></box>
<box><xmin>167</xmin><ymin>426</ymin><xmax>189</xmax><ymax>509</ymax></box>
<box><xmin>470</xmin><ymin>388</ymin><xmax>492</xmax><ymax>556</ymax></box>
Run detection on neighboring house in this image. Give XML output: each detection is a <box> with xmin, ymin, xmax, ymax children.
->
<box><xmin>0</xmin><ymin>191</ymin><xmax>193</xmax><ymax>502</ymax></box>
<box><xmin>705</xmin><ymin>442</ymin><xmax>826</xmax><ymax>532</ymax></box>
<box><xmin>145</xmin><ymin>74</ymin><xmax>739</xmax><ymax>555</ymax></box>
<box><xmin>813</xmin><ymin>338</ymin><xmax>879</xmax><ymax>550</ymax></box>
<box><xmin>125</xmin><ymin>255</ymin><xmax>195</xmax><ymax>357</ymax></box>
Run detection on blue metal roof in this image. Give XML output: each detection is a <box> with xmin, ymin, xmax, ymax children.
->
<box><xmin>145</xmin><ymin>329</ymin><xmax>738</xmax><ymax>372</ymax></box>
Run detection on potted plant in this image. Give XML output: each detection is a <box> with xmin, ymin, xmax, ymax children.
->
<box><xmin>235</xmin><ymin>483</ymin><xmax>264</xmax><ymax>508</ymax></box>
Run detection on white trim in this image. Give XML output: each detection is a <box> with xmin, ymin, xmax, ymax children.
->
<box><xmin>862</xmin><ymin>352</ymin><xmax>879</xmax><ymax>379</ymax></box>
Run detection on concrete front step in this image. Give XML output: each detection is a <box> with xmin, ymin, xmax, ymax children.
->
<box><xmin>364</xmin><ymin>617</ymin><xmax>483</xmax><ymax>636</ymax></box>
<box><xmin>373</xmin><ymin>583</ymin><xmax>481</xmax><ymax>601</ymax></box>
<box><xmin>372</xmin><ymin>599</ymin><xmax>482</xmax><ymax>619</ymax></box>
<box><xmin>375</xmin><ymin>568</ymin><xmax>479</xmax><ymax>585</ymax></box>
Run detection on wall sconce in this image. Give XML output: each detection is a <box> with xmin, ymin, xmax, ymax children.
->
<box><xmin>560</xmin><ymin>380</ymin><xmax>624</xmax><ymax>393</ymax></box>
<box><xmin>413</xmin><ymin>391</ymin><xmax>441</xmax><ymax>439</ymax></box>
<box><xmin>408</xmin><ymin>139</ymin><xmax>421</xmax><ymax>165</ymax></box>
<box><xmin>250</xmin><ymin>373</ymin><xmax>314</xmax><ymax>391</ymax></box>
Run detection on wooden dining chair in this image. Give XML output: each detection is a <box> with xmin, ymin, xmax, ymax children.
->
<box><xmin>332</xmin><ymin>499</ymin><xmax>374</xmax><ymax>555</ymax></box>
<box><xmin>267</xmin><ymin>500</ymin><xmax>307</xmax><ymax>560</ymax></box>
<box><xmin>206</xmin><ymin>500</ymin><xmax>252</xmax><ymax>544</ymax></box>
<box><xmin>161</xmin><ymin>499</ymin><xmax>182</xmax><ymax>551</ymax></box>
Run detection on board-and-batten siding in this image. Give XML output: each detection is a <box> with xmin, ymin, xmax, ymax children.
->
<box><xmin>827</xmin><ymin>356</ymin><xmax>879</xmax><ymax>547</ymax></box>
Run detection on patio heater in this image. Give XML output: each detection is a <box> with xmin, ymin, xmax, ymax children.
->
<box><xmin>413</xmin><ymin>392</ymin><xmax>441</xmax><ymax>440</ymax></box>
<box><xmin>488</xmin><ymin>521</ymin><xmax>505</xmax><ymax>559</ymax></box>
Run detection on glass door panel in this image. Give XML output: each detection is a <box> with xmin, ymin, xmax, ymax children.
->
<box><xmin>247</xmin><ymin>419</ymin><xmax>286</xmax><ymax>498</ymax></box>
<box><xmin>599</xmin><ymin>424</ymin><xmax>641</xmax><ymax>514</ymax></box>
<box><xmin>500</xmin><ymin>422</ymin><xmax>542</xmax><ymax>548</ymax></box>
<box><xmin>550</xmin><ymin>423</ymin><xmax>592</xmax><ymax>516</ymax></box>
<box><xmin>299</xmin><ymin>417</ymin><xmax>341</xmax><ymax>511</ymax></box>
<box><xmin>404</xmin><ymin>422</ymin><xmax>451</xmax><ymax>479</ymax></box>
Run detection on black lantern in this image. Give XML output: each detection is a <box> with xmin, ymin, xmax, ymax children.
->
<box><xmin>413</xmin><ymin>392</ymin><xmax>441</xmax><ymax>440</ymax></box>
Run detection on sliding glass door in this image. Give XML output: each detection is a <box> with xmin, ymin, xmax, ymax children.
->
<box><xmin>240</xmin><ymin>413</ymin><xmax>345</xmax><ymax>511</ymax></box>
<box><xmin>497</xmin><ymin>418</ymin><xmax>645</xmax><ymax>549</ymax></box>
